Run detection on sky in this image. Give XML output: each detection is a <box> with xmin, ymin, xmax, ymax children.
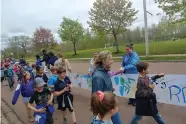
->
<box><xmin>1</xmin><ymin>0</ymin><xmax>163</xmax><ymax>50</ymax></box>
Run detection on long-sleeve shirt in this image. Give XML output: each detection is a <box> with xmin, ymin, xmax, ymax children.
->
<box><xmin>121</xmin><ymin>52</ymin><xmax>140</xmax><ymax>74</ymax></box>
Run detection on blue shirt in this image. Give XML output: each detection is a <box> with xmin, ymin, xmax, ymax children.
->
<box><xmin>35</xmin><ymin>74</ymin><xmax>48</xmax><ymax>83</ymax></box>
<box><xmin>121</xmin><ymin>52</ymin><xmax>140</xmax><ymax>74</ymax></box>
<box><xmin>48</xmin><ymin>75</ymin><xmax>58</xmax><ymax>86</ymax></box>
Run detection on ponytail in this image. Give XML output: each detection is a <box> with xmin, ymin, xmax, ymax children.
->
<box><xmin>90</xmin><ymin>91</ymin><xmax>118</xmax><ymax>118</ymax></box>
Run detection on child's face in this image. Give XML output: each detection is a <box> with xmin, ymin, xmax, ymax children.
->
<box><xmin>25</xmin><ymin>73</ymin><xmax>31</xmax><ymax>80</ymax></box>
<box><xmin>38</xmin><ymin>68</ymin><xmax>43</xmax><ymax>75</ymax></box>
<box><xmin>144</xmin><ymin>67</ymin><xmax>150</xmax><ymax>74</ymax></box>
<box><xmin>59</xmin><ymin>72</ymin><xmax>66</xmax><ymax>79</ymax></box>
<box><xmin>36</xmin><ymin>86</ymin><xmax>44</xmax><ymax>92</ymax></box>
<box><xmin>52</xmin><ymin>70</ymin><xmax>57</xmax><ymax>75</ymax></box>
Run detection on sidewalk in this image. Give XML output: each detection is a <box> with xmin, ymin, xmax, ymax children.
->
<box><xmin>1</xmin><ymin>99</ymin><xmax>23</xmax><ymax>124</ymax></box>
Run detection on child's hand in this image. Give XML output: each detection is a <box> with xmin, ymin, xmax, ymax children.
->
<box><xmin>36</xmin><ymin>108</ymin><xmax>46</xmax><ymax>113</ymax></box>
<box><xmin>63</xmin><ymin>87</ymin><xmax>70</xmax><ymax>92</ymax></box>
<box><xmin>159</xmin><ymin>73</ymin><xmax>164</xmax><ymax>77</ymax></box>
<box><xmin>149</xmin><ymin>84</ymin><xmax>155</xmax><ymax>89</ymax></box>
<box><xmin>47</xmin><ymin>100</ymin><xmax>53</xmax><ymax>105</ymax></box>
<box><xmin>68</xmin><ymin>84</ymin><xmax>72</xmax><ymax>88</ymax></box>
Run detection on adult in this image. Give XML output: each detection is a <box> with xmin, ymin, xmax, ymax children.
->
<box><xmin>19</xmin><ymin>56</ymin><xmax>26</xmax><ymax>66</ymax></box>
<box><xmin>88</xmin><ymin>52</ymin><xmax>98</xmax><ymax>76</ymax></box>
<box><xmin>41</xmin><ymin>49</ymin><xmax>50</xmax><ymax>72</ymax></box>
<box><xmin>119</xmin><ymin>44</ymin><xmax>140</xmax><ymax>106</ymax></box>
<box><xmin>48</xmin><ymin>51</ymin><xmax>58</xmax><ymax>68</ymax></box>
<box><xmin>54</xmin><ymin>53</ymin><xmax>72</xmax><ymax>75</ymax></box>
<box><xmin>92</xmin><ymin>50</ymin><xmax>122</xmax><ymax>124</ymax></box>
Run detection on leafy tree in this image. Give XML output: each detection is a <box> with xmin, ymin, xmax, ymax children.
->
<box><xmin>155</xmin><ymin>0</ymin><xmax>186</xmax><ymax>24</ymax></box>
<box><xmin>32</xmin><ymin>27</ymin><xmax>55</xmax><ymax>51</ymax></box>
<box><xmin>58</xmin><ymin>17</ymin><xmax>84</xmax><ymax>55</ymax></box>
<box><xmin>8</xmin><ymin>35</ymin><xmax>31</xmax><ymax>56</ymax></box>
<box><xmin>88</xmin><ymin>0</ymin><xmax>138</xmax><ymax>53</ymax></box>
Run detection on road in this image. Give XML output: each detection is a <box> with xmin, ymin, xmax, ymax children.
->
<box><xmin>1</xmin><ymin>62</ymin><xmax>186</xmax><ymax>124</ymax></box>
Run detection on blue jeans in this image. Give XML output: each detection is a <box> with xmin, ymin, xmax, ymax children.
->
<box><xmin>111</xmin><ymin>112</ymin><xmax>122</xmax><ymax>124</ymax></box>
<box><xmin>130</xmin><ymin>113</ymin><xmax>165</xmax><ymax>124</ymax></box>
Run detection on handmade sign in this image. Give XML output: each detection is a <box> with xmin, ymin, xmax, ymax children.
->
<box><xmin>69</xmin><ymin>73</ymin><xmax>186</xmax><ymax>107</ymax></box>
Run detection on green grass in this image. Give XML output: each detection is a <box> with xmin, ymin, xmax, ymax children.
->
<box><xmin>63</xmin><ymin>39</ymin><xmax>186</xmax><ymax>59</ymax></box>
<box><xmin>66</xmin><ymin>56</ymin><xmax>186</xmax><ymax>62</ymax></box>
<box><xmin>25</xmin><ymin>39</ymin><xmax>186</xmax><ymax>62</ymax></box>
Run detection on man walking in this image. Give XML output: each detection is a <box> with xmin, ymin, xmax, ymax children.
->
<box><xmin>92</xmin><ymin>50</ymin><xmax>122</xmax><ymax>124</ymax></box>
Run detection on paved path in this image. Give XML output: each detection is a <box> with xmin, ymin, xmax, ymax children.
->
<box><xmin>1</xmin><ymin>62</ymin><xmax>186</xmax><ymax>124</ymax></box>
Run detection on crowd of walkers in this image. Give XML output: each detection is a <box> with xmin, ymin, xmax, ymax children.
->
<box><xmin>0</xmin><ymin>45</ymin><xmax>166</xmax><ymax>124</ymax></box>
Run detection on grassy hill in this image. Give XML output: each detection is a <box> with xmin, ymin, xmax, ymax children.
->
<box><xmin>63</xmin><ymin>39</ymin><xmax>186</xmax><ymax>58</ymax></box>
<box><xmin>25</xmin><ymin>39</ymin><xmax>186</xmax><ymax>61</ymax></box>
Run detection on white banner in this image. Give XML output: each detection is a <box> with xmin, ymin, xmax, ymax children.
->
<box><xmin>69</xmin><ymin>73</ymin><xmax>186</xmax><ymax>107</ymax></box>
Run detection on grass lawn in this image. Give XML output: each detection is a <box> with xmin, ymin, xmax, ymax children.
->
<box><xmin>26</xmin><ymin>39</ymin><xmax>186</xmax><ymax>62</ymax></box>
<box><xmin>63</xmin><ymin>39</ymin><xmax>186</xmax><ymax>59</ymax></box>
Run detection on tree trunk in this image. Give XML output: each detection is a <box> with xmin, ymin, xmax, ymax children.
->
<box><xmin>73</xmin><ymin>42</ymin><xmax>77</xmax><ymax>55</ymax></box>
<box><xmin>113</xmin><ymin>33</ymin><xmax>119</xmax><ymax>53</ymax></box>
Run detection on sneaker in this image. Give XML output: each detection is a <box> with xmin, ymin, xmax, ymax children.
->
<box><xmin>63</xmin><ymin>118</ymin><xmax>67</xmax><ymax>124</ymax></box>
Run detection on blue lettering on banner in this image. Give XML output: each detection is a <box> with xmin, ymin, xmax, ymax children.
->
<box><xmin>169</xmin><ymin>85</ymin><xmax>181</xmax><ymax>103</ymax></box>
<box><xmin>169</xmin><ymin>85</ymin><xmax>186</xmax><ymax>104</ymax></box>
<box><xmin>182</xmin><ymin>87</ymin><xmax>186</xmax><ymax>103</ymax></box>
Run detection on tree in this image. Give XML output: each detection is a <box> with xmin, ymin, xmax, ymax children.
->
<box><xmin>8</xmin><ymin>35</ymin><xmax>31</xmax><ymax>56</ymax></box>
<box><xmin>155</xmin><ymin>0</ymin><xmax>186</xmax><ymax>24</ymax></box>
<box><xmin>88</xmin><ymin>0</ymin><xmax>138</xmax><ymax>53</ymax></box>
<box><xmin>58</xmin><ymin>17</ymin><xmax>84</xmax><ymax>55</ymax></box>
<box><xmin>32</xmin><ymin>27</ymin><xmax>55</xmax><ymax>51</ymax></box>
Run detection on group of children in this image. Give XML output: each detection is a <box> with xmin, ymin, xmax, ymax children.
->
<box><xmin>1</xmin><ymin>55</ymin><xmax>166</xmax><ymax>124</ymax></box>
<box><xmin>11</xmin><ymin>63</ymin><xmax>77</xmax><ymax>124</ymax></box>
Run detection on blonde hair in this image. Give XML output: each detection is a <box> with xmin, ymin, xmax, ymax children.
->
<box><xmin>94</xmin><ymin>50</ymin><xmax>112</xmax><ymax>67</ymax></box>
<box><xmin>57</xmin><ymin>53</ymin><xmax>65</xmax><ymax>64</ymax></box>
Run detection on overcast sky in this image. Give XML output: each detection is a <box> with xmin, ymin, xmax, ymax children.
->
<box><xmin>1</xmin><ymin>0</ymin><xmax>163</xmax><ymax>50</ymax></box>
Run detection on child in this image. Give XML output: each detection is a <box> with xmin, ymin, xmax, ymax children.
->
<box><xmin>35</xmin><ymin>66</ymin><xmax>48</xmax><ymax>84</ymax></box>
<box><xmin>4</xmin><ymin>64</ymin><xmax>14</xmax><ymax>90</ymax></box>
<box><xmin>130</xmin><ymin>62</ymin><xmax>165</xmax><ymax>124</ymax></box>
<box><xmin>54</xmin><ymin>67</ymin><xmax>76</xmax><ymax>124</ymax></box>
<box><xmin>25</xmin><ymin>63</ymin><xmax>34</xmax><ymax>79</ymax></box>
<box><xmin>32</xmin><ymin>64</ymin><xmax>37</xmax><ymax>78</ymax></box>
<box><xmin>48</xmin><ymin>66</ymin><xmax>58</xmax><ymax>89</ymax></box>
<box><xmin>13</xmin><ymin>62</ymin><xmax>21</xmax><ymax>82</ymax></box>
<box><xmin>28</xmin><ymin>77</ymin><xmax>54</xmax><ymax>124</ymax></box>
<box><xmin>12</xmin><ymin>71</ymin><xmax>35</xmax><ymax>122</ymax></box>
<box><xmin>91</xmin><ymin>91</ymin><xmax>119</xmax><ymax>124</ymax></box>
<box><xmin>36</xmin><ymin>55</ymin><xmax>42</xmax><ymax>67</ymax></box>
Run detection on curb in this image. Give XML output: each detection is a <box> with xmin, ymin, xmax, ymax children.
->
<box><xmin>1</xmin><ymin>99</ymin><xmax>24</xmax><ymax>124</ymax></box>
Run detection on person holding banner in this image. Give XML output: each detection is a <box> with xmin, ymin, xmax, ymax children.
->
<box><xmin>119</xmin><ymin>44</ymin><xmax>140</xmax><ymax>106</ymax></box>
<box><xmin>92</xmin><ymin>50</ymin><xmax>122</xmax><ymax>124</ymax></box>
<box><xmin>130</xmin><ymin>62</ymin><xmax>165</xmax><ymax>124</ymax></box>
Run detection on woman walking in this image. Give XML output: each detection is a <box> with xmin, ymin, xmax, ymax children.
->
<box><xmin>119</xmin><ymin>44</ymin><xmax>140</xmax><ymax>106</ymax></box>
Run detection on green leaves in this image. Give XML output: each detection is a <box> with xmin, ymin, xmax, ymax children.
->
<box><xmin>88</xmin><ymin>0</ymin><xmax>137</xmax><ymax>52</ymax></box>
<box><xmin>58</xmin><ymin>17</ymin><xmax>84</xmax><ymax>43</ymax></box>
<box><xmin>58</xmin><ymin>17</ymin><xmax>84</xmax><ymax>55</ymax></box>
<box><xmin>155</xmin><ymin>0</ymin><xmax>186</xmax><ymax>24</ymax></box>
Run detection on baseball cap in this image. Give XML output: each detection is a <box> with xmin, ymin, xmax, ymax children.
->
<box><xmin>34</xmin><ymin>77</ymin><xmax>46</xmax><ymax>87</ymax></box>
